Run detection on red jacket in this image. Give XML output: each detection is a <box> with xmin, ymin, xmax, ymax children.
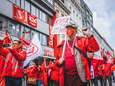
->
<box><xmin>54</xmin><ymin>35</ymin><xmax>99</xmax><ymax>85</ymax></box>
<box><xmin>104</xmin><ymin>63</ymin><xmax>112</xmax><ymax>77</ymax></box>
<box><xmin>0</xmin><ymin>47</ymin><xmax>26</xmax><ymax>78</ymax></box>
<box><xmin>98</xmin><ymin>60</ymin><xmax>105</xmax><ymax>77</ymax></box>
<box><xmin>26</xmin><ymin>65</ymin><xmax>38</xmax><ymax>79</ymax></box>
<box><xmin>40</xmin><ymin>63</ymin><xmax>48</xmax><ymax>86</ymax></box>
<box><xmin>48</xmin><ymin>62</ymin><xmax>59</xmax><ymax>82</ymax></box>
<box><xmin>76</xmin><ymin>36</ymin><xmax>99</xmax><ymax>80</ymax></box>
<box><xmin>37</xmin><ymin>66</ymin><xmax>43</xmax><ymax>80</ymax></box>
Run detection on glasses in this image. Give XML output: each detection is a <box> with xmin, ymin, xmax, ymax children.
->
<box><xmin>82</xmin><ymin>28</ymin><xmax>88</xmax><ymax>31</ymax></box>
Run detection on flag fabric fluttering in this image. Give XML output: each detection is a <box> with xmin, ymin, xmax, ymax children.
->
<box><xmin>23</xmin><ymin>33</ymin><xmax>43</xmax><ymax>67</ymax></box>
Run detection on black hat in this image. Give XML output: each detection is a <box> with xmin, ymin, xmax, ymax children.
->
<box><xmin>66</xmin><ymin>24</ymin><xmax>77</xmax><ymax>30</ymax></box>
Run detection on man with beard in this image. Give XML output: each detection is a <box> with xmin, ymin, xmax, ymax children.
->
<box><xmin>56</xmin><ymin>25</ymin><xmax>99</xmax><ymax>86</ymax></box>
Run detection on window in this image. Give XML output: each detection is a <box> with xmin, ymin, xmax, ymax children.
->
<box><xmin>37</xmin><ymin>9</ymin><xmax>40</xmax><ymax>18</ymax></box>
<box><xmin>73</xmin><ymin>10</ymin><xmax>75</xmax><ymax>13</ymax></box>
<box><xmin>76</xmin><ymin>14</ymin><xmax>78</xmax><ymax>17</ymax></box>
<box><xmin>15</xmin><ymin>24</ymin><xmax>20</xmax><ymax>37</ymax></box>
<box><xmin>70</xmin><ymin>6</ymin><xmax>71</xmax><ymax>10</ymax></box>
<box><xmin>30</xmin><ymin>30</ymin><xmax>38</xmax><ymax>40</ymax></box>
<box><xmin>31</xmin><ymin>5</ymin><xmax>36</xmax><ymax>16</ymax></box>
<box><xmin>40</xmin><ymin>33</ymin><xmax>47</xmax><ymax>46</ymax></box>
<box><xmin>21</xmin><ymin>0</ymin><xmax>25</xmax><ymax>9</ymax></box>
<box><xmin>24</xmin><ymin>27</ymin><xmax>31</xmax><ymax>41</ymax></box>
<box><xmin>47</xmin><ymin>0</ymin><xmax>53</xmax><ymax>5</ymax></box>
<box><xmin>36</xmin><ymin>9</ymin><xmax>38</xmax><ymax>18</ymax></box>
<box><xmin>20</xmin><ymin>25</ymin><xmax>25</xmax><ymax>36</ymax></box>
<box><xmin>25</xmin><ymin>1</ymin><xmax>30</xmax><ymax>12</ymax></box>
<box><xmin>40</xmin><ymin>11</ymin><xmax>47</xmax><ymax>22</ymax></box>
<box><xmin>8</xmin><ymin>22</ymin><xmax>16</xmax><ymax>36</ymax></box>
<box><xmin>16</xmin><ymin>0</ymin><xmax>21</xmax><ymax>7</ymax></box>
<box><xmin>7</xmin><ymin>23</ymin><xmax>20</xmax><ymax>38</ymax></box>
<box><xmin>0</xmin><ymin>17</ymin><xmax>9</xmax><ymax>32</ymax></box>
<box><xmin>0</xmin><ymin>21</ymin><xmax>2</xmax><ymax>31</ymax></box>
<box><xmin>39</xmin><ymin>11</ymin><xmax>43</xmax><ymax>20</ymax></box>
<box><xmin>42</xmin><ymin>12</ymin><xmax>47</xmax><ymax>22</ymax></box>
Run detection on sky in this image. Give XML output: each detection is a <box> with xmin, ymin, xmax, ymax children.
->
<box><xmin>85</xmin><ymin>0</ymin><xmax>115</xmax><ymax>51</ymax></box>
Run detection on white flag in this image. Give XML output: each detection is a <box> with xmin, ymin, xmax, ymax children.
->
<box><xmin>23</xmin><ymin>33</ymin><xmax>43</xmax><ymax>67</ymax></box>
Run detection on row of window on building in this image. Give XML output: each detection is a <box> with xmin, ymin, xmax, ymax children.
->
<box><xmin>7</xmin><ymin>0</ymin><xmax>52</xmax><ymax>24</ymax></box>
<box><xmin>0</xmin><ymin>16</ymin><xmax>48</xmax><ymax>46</ymax></box>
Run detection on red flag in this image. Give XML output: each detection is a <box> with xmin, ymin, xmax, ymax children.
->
<box><xmin>48</xmin><ymin>14</ymin><xmax>60</xmax><ymax>59</ymax></box>
<box><xmin>48</xmin><ymin>13</ymin><xmax>57</xmax><ymax>48</ymax></box>
<box><xmin>3</xmin><ymin>30</ymin><xmax>12</xmax><ymax>45</ymax></box>
<box><xmin>52</xmin><ymin>14</ymin><xmax>56</xmax><ymax>25</ymax></box>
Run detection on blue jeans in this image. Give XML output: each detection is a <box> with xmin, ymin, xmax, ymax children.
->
<box><xmin>5</xmin><ymin>77</ymin><xmax>22</xmax><ymax>86</ymax></box>
<box><xmin>36</xmin><ymin>80</ymin><xmax>43</xmax><ymax>86</ymax></box>
<box><xmin>92</xmin><ymin>77</ymin><xmax>98</xmax><ymax>86</ymax></box>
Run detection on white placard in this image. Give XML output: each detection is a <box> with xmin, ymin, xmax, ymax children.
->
<box><xmin>51</xmin><ymin>16</ymin><xmax>71</xmax><ymax>34</ymax></box>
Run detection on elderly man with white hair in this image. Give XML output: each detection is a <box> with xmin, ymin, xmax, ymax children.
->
<box><xmin>56</xmin><ymin>25</ymin><xmax>99</xmax><ymax>86</ymax></box>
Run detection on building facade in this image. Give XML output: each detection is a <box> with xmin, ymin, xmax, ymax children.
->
<box><xmin>0</xmin><ymin>0</ymin><xmax>55</xmax><ymax>60</ymax></box>
<box><xmin>64</xmin><ymin>0</ymin><xmax>83</xmax><ymax>29</ymax></box>
<box><xmin>65</xmin><ymin>0</ymin><xmax>113</xmax><ymax>58</ymax></box>
<box><xmin>54</xmin><ymin>0</ymin><xmax>70</xmax><ymax>16</ymax></box>
<box><xmin>80</xmin><ymin>0</ymin><xmax>93</xmax><ymax>28</ymax></box>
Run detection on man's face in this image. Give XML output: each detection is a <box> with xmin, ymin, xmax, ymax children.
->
<box><xmin>66</xmin><ymin>27</ymin><xmax>77</xmax><ymax>38</ymax></box>
<box><xmin>87</xmin><ymin>52</ymin><xmax>94</xmax><ymax>59</ymax></box>
<box><xmin>82</xmin><ymin>28</ymin><xmax>91</xmax><ymax>37</ymax></box>
<box><xmin>12</xmin><ymin>41</ymin><xmax>21</xmax><ymax>49</ymax></box>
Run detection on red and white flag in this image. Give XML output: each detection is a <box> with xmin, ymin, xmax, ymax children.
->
<box><xmin>23</xmin><ymin>33</ymin><xmax>43</xmax><ymax>67</ymax></box>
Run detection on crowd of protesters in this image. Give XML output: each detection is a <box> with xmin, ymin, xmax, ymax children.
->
<box><xmin>0</xmin><ymin>24</ymin><xmax>115</xmax><ymax>86</ymax></box>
